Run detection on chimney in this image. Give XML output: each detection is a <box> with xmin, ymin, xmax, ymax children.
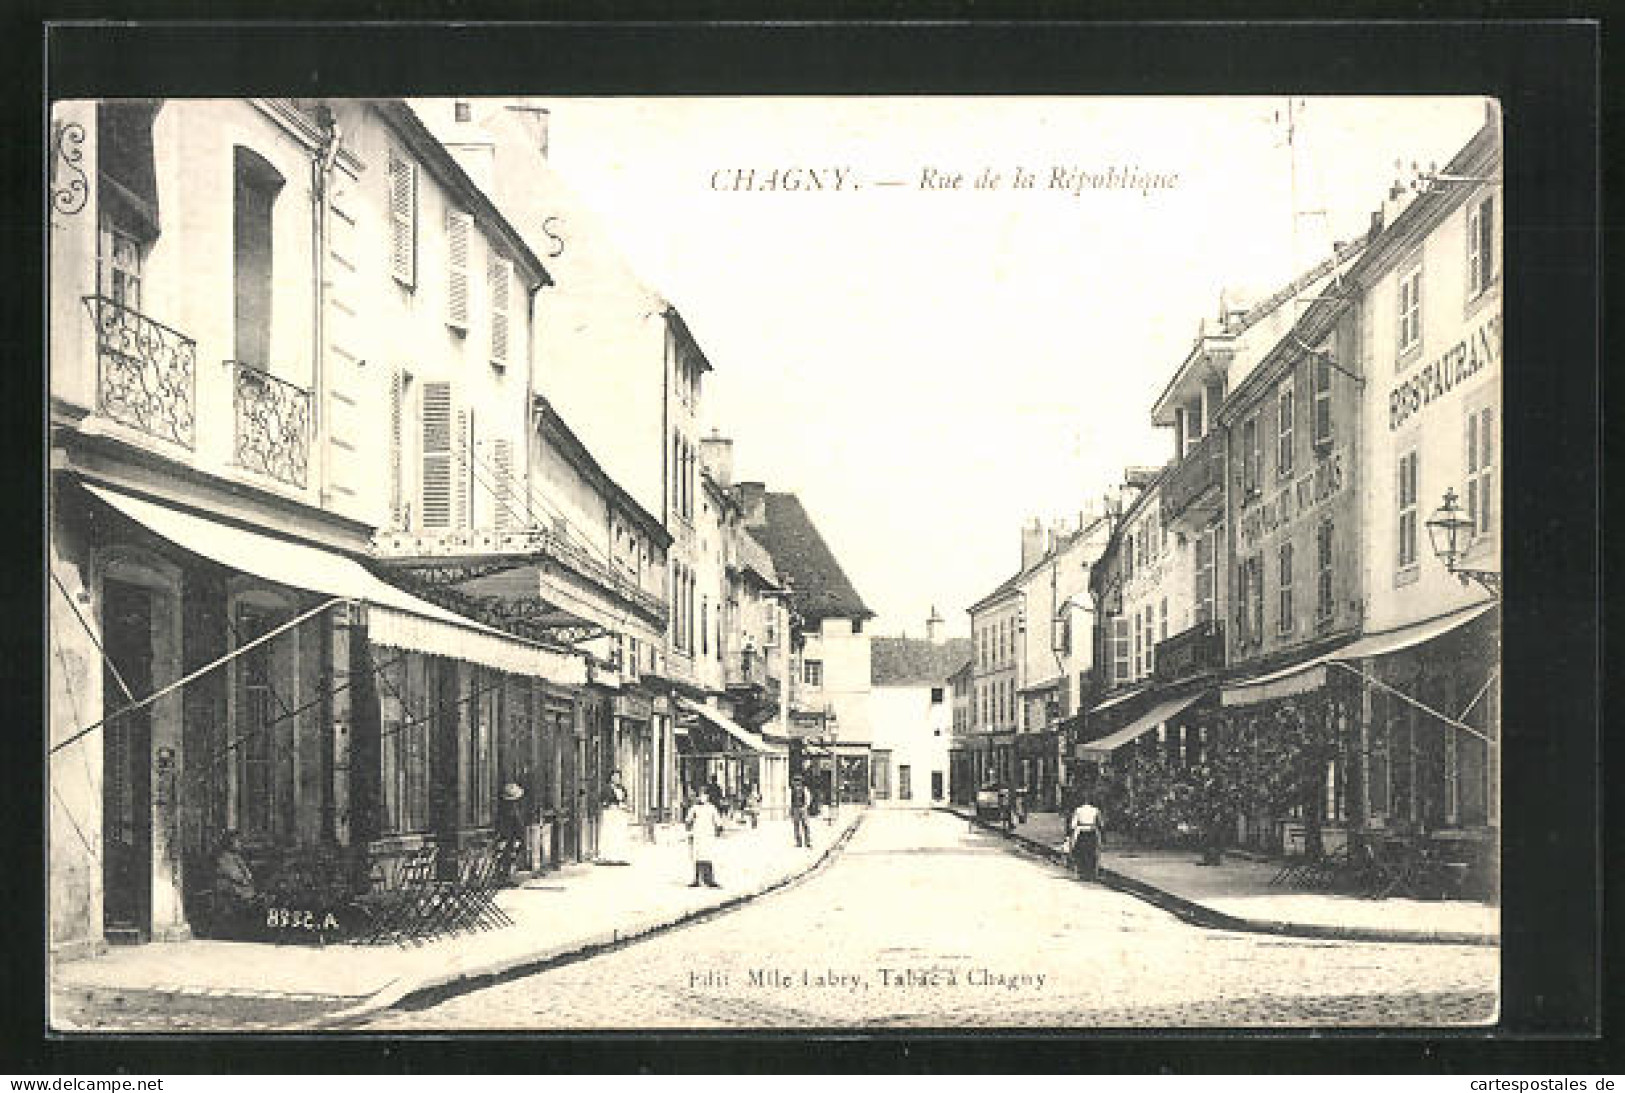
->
<box><xmin>926</xmin><ymin>606</ymin><xmax>944</xmax><ymax>645</ymax></box>
<box><xmin>504</xmin><ymin>102</ymin><xmax>551</xmax><ymax>158</ymax></box>
<box><xmin>1020</xmin><ymin>517</ymin><xmax>1046</xmax><ymax>570</ymax></box>
<box><xmin>700</xmin><ymin>430</ymin><xmax>734</xmax><ymax>490</ymax></box>
<box><xmin>736</xmin><ymin>481</ymin><xmax>767</xmax><ymax>527</ymax></box>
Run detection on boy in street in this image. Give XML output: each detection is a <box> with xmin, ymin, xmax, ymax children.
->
<box><xmin>789</xmin><ymin>775</ymin><xmax>813</xmax><ymax>848</ymax></box>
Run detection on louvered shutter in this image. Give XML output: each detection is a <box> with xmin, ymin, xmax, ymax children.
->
<box><xmin>388</xmin><ymin>369</ymin><xmax>406</xmax><ymax>529</ymax></box>
<box><xmin>492</xmin><ymin>438</ymin><xmax>515</xmax><ymax>530</ymax></box>
<box><xmin>420</xmin><ymin>381</ymin><xmax>453</xmax><ymax>529</ymax></box>
<box><xmin>446</xmin><ymin>209</ymin><xmax>471</xmax><ymax>329</ymax></box>
<box><xmin>388</xmin><ymin>154</ymin><xmax>417</xmax><ymax>287</ymax></box>
<box><xmin>489</xmin><ymin>253</ymin><xmax>511</xmax><ymax>367</ymax></box>
<box><xmin>454</xmin><ymin>407</ymin><xmax>471</xmax><ymax>529</ymax></box>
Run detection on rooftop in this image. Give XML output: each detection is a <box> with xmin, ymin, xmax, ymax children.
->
<box><xmin>747</xmin><ymin>492</ymin><xmax>873</xmax><ymax>624</ymax></box>
<box><xmin>871</xmin><ymin>636</ymin><xmax>974</xmax><ymax>688</ymax></box>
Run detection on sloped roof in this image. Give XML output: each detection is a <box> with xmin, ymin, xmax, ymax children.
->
<box><xmin>871</xmin><ymin>637</ymin><xmax>974</xmax><ymax>687</ymax></box>
<box><xmin>747</xmin><ymin>492</ymin><xmax>873</xmax><ymax>623</ymax></box>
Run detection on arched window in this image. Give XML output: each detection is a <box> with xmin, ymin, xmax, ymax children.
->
<box><xmin>232</xmin><ymin>147</ymin><xmax>284</xmax><ymax>371</ymax></box>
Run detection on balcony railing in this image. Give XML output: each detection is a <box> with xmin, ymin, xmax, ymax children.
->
<box><xmin>1153</xmin><ymin>619</ymin><xmax>1225</xmax><ymax>684</ymax></box>
<box><xmin>725</xmin><ymin>649</ymin><xmax>779</xmax><ymax>692</ymax></box>
<box><xmin>84</xmin><ymin>296</ymin><xmax>197</xmax><ymax>450</ymax></box>
<box><xmin>1161</xmin><ymin>429</ymin><xmax>1225</xmax><ymax>527</ymax></box>
<box><xmin>373</xmin><ymin>523</ymin><xmax>671</xmax><ymax>629</ymax></box>
<box><xmin>229</xmin><ymin>361</ymin><xmax>312</xmax><ymax>489</ymax></box>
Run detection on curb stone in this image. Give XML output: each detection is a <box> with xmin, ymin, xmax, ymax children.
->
<box><xmin>308</xmin><ymin>812</ymin><xmax>867</xmax><ymax>1029</ymax></box>
<box><xmin>938</xmin><ymin>806</ymin><xmax>1497</xmax><ymax>948</ymax></box>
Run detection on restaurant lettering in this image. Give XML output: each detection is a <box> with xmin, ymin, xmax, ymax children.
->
<box><xmin>1389</xmin><ymin>312</ymin><xmax>1500</xmax><ymax>431</ymax></box>
<box><xmin>1240</xmin><ymin>448</ymin><xmax>1344</xmax><ymax>547</ymax></box>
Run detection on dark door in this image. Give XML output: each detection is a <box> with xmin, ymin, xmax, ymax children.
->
<box><xmin>102</xmin><ymin>581</ymin><xmax>153</xmax><ymax>942</ymax></box>
<box><xmin>931</xmin><ymin>771</ymin><xmax>944</xmax><ymax>802</ymax></box>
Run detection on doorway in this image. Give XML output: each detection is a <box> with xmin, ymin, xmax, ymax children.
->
<box><xmin>102</xmin><ymin>580</ymin><xmax>153</xmax><ymax>943</ymax></box>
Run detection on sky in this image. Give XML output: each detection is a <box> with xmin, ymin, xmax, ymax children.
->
<box><xmin>528</xmin><ymin>96</ymin><xmax>1490</xmax><ymax>640</ymax></box>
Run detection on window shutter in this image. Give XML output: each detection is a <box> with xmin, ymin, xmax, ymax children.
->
<box><xmin>489</xmin><ymin>253</ymin><xmax>511</xmax><ymax>366</ymax></box>
<box><xmin>389</xmin><ymin>154</ymin><xmax>416</xmax><ymax>287</ymax></box>
<box><xmin>454</xmin><ymin>407</ymin><xmax>471</xmax><ymax>528</ymax></box>
<box><xmin>492</xmin><ymin>438</ymin><xmax>515</xmax><ymax>530</ymax></box>
<box><xmin>1479</xmin><ymin>198</ymin><xmax>1495</xmax><ymax>286</ymax></box>
<box><xmin>388</xmin><ymin>369</ymin><xmax>406</xmax><ymax>529</ymax></box>
<box><xmin>446</xmin><ymin>209</ymin><xmax>471</xmax><ymax>329</ymax></box>
<box><xmin>1467</xmin><ymin>204</ymin><xmax>1482</xmax><ymax>292</ymax></box>
<box><xmin>420</xmin><ymin>381</ymin><xmax>453</xmax><ymax>529</ymax></box>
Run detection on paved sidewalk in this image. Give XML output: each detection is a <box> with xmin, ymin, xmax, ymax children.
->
<box><xmin>950</xmin><ymin>807</ymin><xmax>1498</xmax><ymax>946</ymax></box>
<box><xmin>51</xmin><ymin>811</ymin><xmax>862</xmax><ymax>1030</ymax></box>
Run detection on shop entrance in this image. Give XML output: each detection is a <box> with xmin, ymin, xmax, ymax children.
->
<box><xmin>102</xmin><ymin>580</ymin><xmax>153</xmax><ymax>943</ymax></box>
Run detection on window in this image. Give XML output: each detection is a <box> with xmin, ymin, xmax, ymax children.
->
<box><xmin>931</xmin><ymin>686</ymin><xmax>945</xmax><ymax>704</ymax></box>
<box><xmin>1194</xmin><ymin>527</ymin><xmax>1215</xmax><ymax>624</ymax></box>
<box><xmin>764</xmin><ymin>612</ymin><xmax>778</xmax><ymax>648</ymax></box>
<box><xmin>464</xmin><ymin>668</ymin><xmax>496</xmax><ymax>828</ymax></box>
<box><xmin>234</xmin><ymin>603</ymin><xmax>285</xmax><ymax>839</ymax></box>
<box><xmin>1159</xmin><ymin>597</ymin><xmax>1169</xmax><ymax>643</ymax></box>
<box><xmin>1316</xmin><ymin>520</ymin><xmax>1335</xmax><ymax>620</ymax></box>
<box><xmin>454</xmin><ymin>100</ymin><xmax>472</xmax><ymax>123</ymax></box>
<box><xmin>445</xmin><ymin>209</ymin><xmax>471</xmax><ymax>330</ymax></box>
<box><xmin>98</xmin><ymin>221</ymin><xmax>145</xmax><ymax>311</ymax></box>
<box><xmin>489</xmin><ymin>252</ymin><xmax>512</xmax><ymax>368</ymax></box>
<box><xmin>1112</xmin><ymin>615</ymin><xmax>1130</xmax><ymax>685</ymax></box>
<box><xmin>803</xmin><ymin>659</ymin><xmax>823</xmax><ymax>688</ymax></box>
<box><xmin>1467</xmin><ymin>194</ymin><xmax>1496</xmax><ymax>298</ymax></box>
<box><xmin>899</xmin><ymin>764</ymin><xmax>913</xmax><ymax>802</ymax></box>
<box><xmin>379</xmin><ymin>653</ymin><xmax>431</xmax><ymax>836</ymax></box>
<box><xmin>233</xmin><ymin>148</ymin><xmax>283</xmax><ymax>371</ymax></box>
<box><xmin>1124</xmin><ymin>535</ymin><xmax>1135</xmax><ymax>580</ymax></box>
<box><xmin>1242</xmin><ymin>416</ymin><xmax>1261</xmax><ymax>497</ymax></box>
<box><xmin>1277</xmin><ymin>379</ymin><xmax>1295</xmax><ymax>478</ymax></box>
<box><xmin>1144</xmin><ymin>604</ymin><xmax>1155</xmax><ymax>675</ymax></box>
<box><xmin>1306</xmin><ymin>354</ymin><xmax>1332</xmax><ymax>448</ymax></box>
<box><xmin>1278</xmin><ymin>542</ymin><xmax>1294</xmax><ymax>635</ymax></box>
<box><xmin>1237</xmin><ymin>556</ymin><xmax>1263</xmax><ymax>646</ymax></box>
<box><xmin>490</xmin><ymin>438</ymin><xmax>516</xmax><ymax>529</ymax></box>
<box><xmin>1397</xmin><ymin>449</ymin><xmax>1419</xmax><ymax>568</ymax></box>
<box><xmin>1466</xmin><ymin>406</ymin><xmax>1495</xmax><ymax>536</ymax></box>
<box><xmin>1132</xmin><ymin>612</ymin><xmax>1143</xmax><ymax>680</ymax></box>
<box><xmin>700</xmin><ymin>599</ymin><xmax>709</xmax><ymax>655</ymax></box>
<box><xmin>388</xmin><ymin>152</ymin><xmax>417</xmax><ymax>287</ymax></box>
<box><xmin>1398</xmin><ymin>262</ymin><xmax>1422</xmax><ymax>357</ymax></box>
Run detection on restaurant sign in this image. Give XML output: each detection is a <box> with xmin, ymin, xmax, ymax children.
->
<box><xmin>1240</xmin><ymin>447</ymin><xmax>1346</xmax><ymax>548</ymax></box>
<box><xmin>1389</xmin><ymin>311</ymin><xmax>1500</xmax><ymax>431</ymax></box>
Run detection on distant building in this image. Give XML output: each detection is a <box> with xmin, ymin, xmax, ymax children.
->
<box><xmin>869</xmin><ymin>621</ymin><xmax>972</xmax><ymax>808</ymax></box>
<box><xmin>740</xmin><ymin>484</ymin><xmax>875</xmax><ymax>805</ymax></box>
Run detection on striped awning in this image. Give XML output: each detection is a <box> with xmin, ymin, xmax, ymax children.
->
<box><xmin>87</xmin><ymin>484</ymin><xmax>585</xmax><ymax>682</ymax></box>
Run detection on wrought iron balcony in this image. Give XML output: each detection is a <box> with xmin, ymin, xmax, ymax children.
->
<box><xmin>372</xmin><ymin>523</ymin><xmax>671</xmax><ymax>629</ymax></box>
<box><xmin>1153</xmin><ymin>619</ymin><xmax>1225</xmax><ymax>684</ymax></box>
<box><xmin>83</xmin><ymin>295</ymin><xmax>197</xmax><ymax>449</ymax></box>
<box><xmin>229</xmin><ymin>361</ymin><xmax>312</xmax><ymax>489</ymax></box>
<box><xmin>1161</xmin><ymin>428</ymin><xmax>1225</xmax><ymax>529</ymax></box>
<box><xmin>725</xmin><ymin>648</ymin><xmax>777</xmax><ymax>692</ymax></box>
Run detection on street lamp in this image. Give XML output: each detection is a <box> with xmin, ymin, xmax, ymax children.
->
<box><xmin>1426</xmin><ymin>488</ymin><xmax>1501</xmax><ymax>599</ymax></box>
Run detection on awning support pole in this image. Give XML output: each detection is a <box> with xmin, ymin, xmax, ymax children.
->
<box><xmin>50</xmin><ymin>597</ymin><xmax>351</xmax><ymax>757</ymax></box>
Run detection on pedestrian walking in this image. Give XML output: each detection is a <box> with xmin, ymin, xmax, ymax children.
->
<box><xmin>789</xmin><ymin>775</ymin><xmax>814</xmax><ymax>848</ymax></box>
<box><xmin>685</xmin><ymin>786</ymin><xmax>724</xmax><ymax>888</ymax></box>
<box><xmin>744</xmin><ymin>783</ymin><xmax>762</xmax><ymax>829</ymax></box>
<box><xmin>1067</xmin><ymin>793</ymin><xmax>1105</xmax><ymax>881</ymax></box>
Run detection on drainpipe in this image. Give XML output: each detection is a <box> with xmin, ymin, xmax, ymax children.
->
<box><xmin>311</xmin><ymin>106</ymin><xmax>341</xmax><ymax>508</ymax></box>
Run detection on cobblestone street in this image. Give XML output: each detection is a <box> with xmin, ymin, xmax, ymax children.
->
<box><xmin>362</xmin><ymin>809</ymin><xmax>1497</xmax><ymax>1030</ymax></box>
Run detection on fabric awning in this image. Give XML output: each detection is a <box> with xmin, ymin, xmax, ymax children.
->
<box><xmin>1079</xmin><ymin>691</ymin><xmax>1205</xmax><ymax>759</ymax></box>
<box><xmin>1220</xmin><ymin>600</ymin><xmax>1498</xmax><ymax>708</ymax></box>
<box><xmin>1088</xmin><ymin>683</ymin><xmax>1151</xmax><ymax>716</ymax></box>
<box><xmin>87</xmin><ymin>484</ymin><xmax>585</xmax><ymax>682</ymax></box>
<box><xmin>677</xmin><ymin>697</ymin><xmax>782</xmax><ymax>754</ymax></box>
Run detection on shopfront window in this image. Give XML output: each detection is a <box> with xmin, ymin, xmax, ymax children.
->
<box><xmin>379</xmin><ymin>653</ymin><xmax>432</xmax><ymax>836</ymax></box>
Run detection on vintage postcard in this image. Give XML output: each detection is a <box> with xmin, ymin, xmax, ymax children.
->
<box><xmin>47</xmin><ymin>93</ymin><xmax>1501</xmax><ymax>1032</ymax></box>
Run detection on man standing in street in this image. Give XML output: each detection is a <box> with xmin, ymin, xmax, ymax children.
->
<box><xmin>1067</xmin><ymin>792</ymin><xmax>1105</xmax><ymax>881</ymax></box>
<box><xmin>789</xmin><ymin>775</ymin><xmax>813</xmax><ymax>848</ymax></box>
